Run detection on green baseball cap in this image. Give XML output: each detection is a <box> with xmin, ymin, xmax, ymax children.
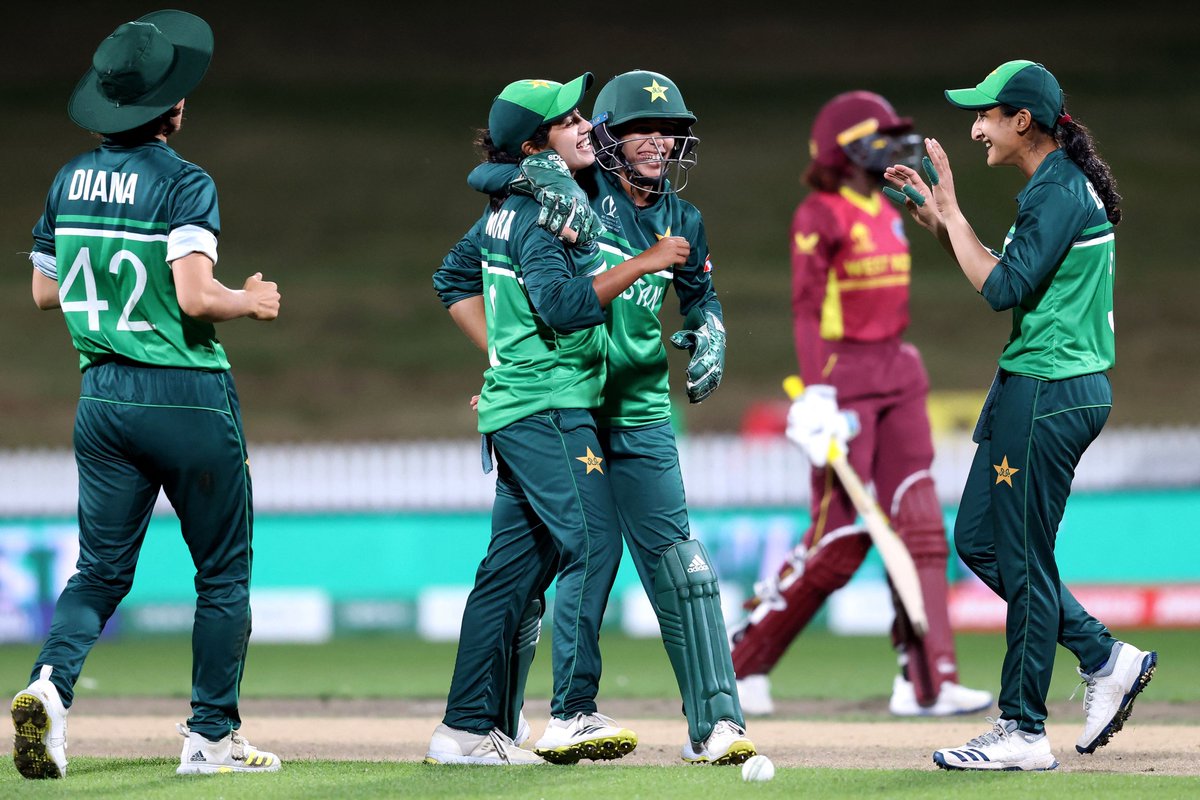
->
<box><xmin>945</xmin><ymin>60</ymin><xmax>1065</xmax><ymax>129</ymax></box>
<box><xmin>488</xmin><ymin>73</ymin><xmax>594</xmax><ymax>156</ymax></box>
<box><xmin>69</xmin><ymin>10</ymin><xmax>213</xmax><ymax>135</ymax></box>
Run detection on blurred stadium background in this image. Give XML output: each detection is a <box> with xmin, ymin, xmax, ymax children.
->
<box><xmin>1</xmin><ymin>2</ymin><xmax>1197</xmax><ymax>647</ymax></box>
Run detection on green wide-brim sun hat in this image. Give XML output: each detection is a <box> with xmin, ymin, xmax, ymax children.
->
<box><xmin>488</xmin><ymin>73</ymin><xmax>594</xmax><ymax>156</ymax></box>
<box><xmin>69</xmin><ymin>9</ymin><xmax>213</xmax><ymax>135</ymax></box>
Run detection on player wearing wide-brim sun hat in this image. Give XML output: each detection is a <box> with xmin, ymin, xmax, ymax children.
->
<box><xmin>68</xmin><ymin>9</ymin><xmax>213</xmax><ymax>135</ymax></box>
<box><xmin>14</xmin><ymin>8</ymin><xmax>282</xmax><ymax>781</ymax></box>
<box><xmin>487</xmin><ymin>74</ymin><xmax>594</xmax><ymax>156</ymax></box>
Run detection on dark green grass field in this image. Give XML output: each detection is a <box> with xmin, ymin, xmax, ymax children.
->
<box><xmin>3</xmin><ymin>629</ymin><xmax>1197</xmax><ymax>705</ymax></box>
<box><xmin>2</xmin><ymin>630</ymin><xmax>1197</xmax><ymax>797</ymax></box>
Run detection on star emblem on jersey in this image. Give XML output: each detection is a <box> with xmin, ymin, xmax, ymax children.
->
<box><xmin>643</xmin><ymin>79</ymin><xmax>669</xmax><ymax>102</ymax></box>
<box><xmin>654</xmin><ymin>226</ymin><xmax>672</xmax><ymax>240</ymax></box>
<box><xmin>576</xmin><ymin>447</ymin><xmax>604</xmax><ymax>475</ymax></box>
<box><xmin>528</xmin><ymin>80</ymin><xmax>551</xmax><ymax>89</ymax></box>
<box><xmin>993</xmin><ymin>455</ymin><xmax>1020</xmax><ymax>487</ymax></box>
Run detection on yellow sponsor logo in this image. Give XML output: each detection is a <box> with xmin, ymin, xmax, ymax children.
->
<box><xmin>849</xmin><ymin>222</ymin><xmax>875</xmax><ymax>254</ymax></box>
<box><xmin>794</xmin><ymin>232</ymin><xmax>819</xmax><ymax>255</ymax></box>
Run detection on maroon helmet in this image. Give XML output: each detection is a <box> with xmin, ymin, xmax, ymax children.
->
<box><xmin>809</xmin><ymin>91</ymin><xmax>919</xmax><ymax>173</ymax></box>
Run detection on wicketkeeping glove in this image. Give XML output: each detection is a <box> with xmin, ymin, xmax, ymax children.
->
<box><xmin>669</xmin><ymin>309</ymin><xmax>726</xmax><ymax>404</ymax></box>
<box><xmin>509</xmin><ymin>152</ymin><xmax>605</xmax><ymax>247</ymax></box>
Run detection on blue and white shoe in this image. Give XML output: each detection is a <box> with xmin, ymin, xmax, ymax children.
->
<box><xmin>1075</xmin><ymin>641</ymin><xmax>1157</xmax><ymax>754</ymax></box>
<box><xmin>933</xmin><ymin>718</ymin><xmax>1058</xmax><ymax>771</ymax></box>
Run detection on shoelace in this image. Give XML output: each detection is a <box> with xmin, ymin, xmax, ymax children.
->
<box><xmin>965</xmin><ymin>716</ymin><xmax>1011</xmax><ymax>748</ymax></box>
<box><xmin>1069</xmin><ymin>668</ymin><xmax>1097</xmax><ymax>712</ymax></box>
<box><xmin>711</xmin><ymin>719</ymin><xmax>744</xmax><ymax>738</ymax></box>
<box><xmin>484</xmin><ymin>729</ymin><xmax>518</xmax><ymax>764</ymax></box>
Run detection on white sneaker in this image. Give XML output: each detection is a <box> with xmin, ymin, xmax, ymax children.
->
<box><xmin>514</xmin><ymin>712</ymin><xmax>531</xmax><ymax>747</ymax></box>
<box><xmin>176</xmin><ymin>723</ymin><xmax>282</xmax><ymax>774</ymax></box>
<box><xmin>889</xmin><ymin>675</ymin><xmax>994</xmax><ymax>717</ymax></box>
<box><xmin>933</xmin><ymin>718</ymin><xmax>1058</xmax><ymax>771</ymax></box>
<box><xmin>1075</xmin><ymin>641</ymin><xmax>1157</xmax><ymax>754</ymax></box>
<box><xmin>681</xmin><ymin>718</ymin><xmax>756</xmax><ymax>765</ymax></box>
<box><xmin>424</xmin><ymin>723</ymin><xmax>544</xmax><ymax>765</ymax></box>
<box><xmin>533</xmin><ymin>712</ymin><xmax>637</xmax><ymax>764</ymax></box>
<box><xmin>736</xmin><ymin>674</ymin><xmax>775</xmax><ymax>716</ymax></box>
<box><xmin>11</xmin><ymin>665</ymin><xmax>68</xmax><ymax>779</ymax></box>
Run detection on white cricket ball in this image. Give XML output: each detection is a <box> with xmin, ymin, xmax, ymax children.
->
<box><xmin>741</xmin><ymin>754</ymin><xmax>775</xmax><ymax>782</ymax></box>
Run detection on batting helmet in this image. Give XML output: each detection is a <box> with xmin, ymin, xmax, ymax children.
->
<box><xmin>809</xmin><ymin>91</ymin><xmax>920</xmax><ymax>173</ymax></box>
<box><xmin>590</xmin><ymin>70</ymin><xmax>699</xmax><ymax>194</ymax></box>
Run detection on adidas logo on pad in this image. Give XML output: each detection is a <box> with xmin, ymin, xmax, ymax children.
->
<box><xmin>686</xmin><ymin>554</ymin><xmax>709</xmax><ymax>573</ymax></box>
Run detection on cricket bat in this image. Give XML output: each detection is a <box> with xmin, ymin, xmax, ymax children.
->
<box><xmin>783</xmin><ymin>376</ymin><xmax>928</xmax><ymax>636</ymax></box>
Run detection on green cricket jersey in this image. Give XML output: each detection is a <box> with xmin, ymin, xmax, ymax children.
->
<box><xmin>981</xmin><ymin>149</ymin><xmax>1115</xmax><ymax>379</ymax></box>
<box><xmin>589</xmin><ymin>168</ymin><xmax>721</xmax><ymax>427</ymax></box>
<box><xmin>31</xmin><ymin>140</ymin><xmax>228</xmax><ymax>372</ymax></box>
<box><xmin>434</xmin><ymin>193</ymin><xmax>608</xmax><ymax>434</ymax></box>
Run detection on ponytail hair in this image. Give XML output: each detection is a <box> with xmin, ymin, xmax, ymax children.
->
<box><xmin>1055</xmin><ymin>115</ymin><xmax>1122</xmax><ymax>225</ymax></box>
<box><xmin>1002</xmin><ymin>104</ymin><xmax>1122</xmax><ymax>225</ymax></box>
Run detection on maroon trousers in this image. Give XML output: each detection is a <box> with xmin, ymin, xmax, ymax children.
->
<box><xmin>732</xmin><ymin>338</ymin><xmax>958</xmax><ymax>705</ymax></box>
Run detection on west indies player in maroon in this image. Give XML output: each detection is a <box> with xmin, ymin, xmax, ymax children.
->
<box><xmin>729</xmin><ymin>92</ymin><xmax>992</xmax><ymax>718</ymax></box>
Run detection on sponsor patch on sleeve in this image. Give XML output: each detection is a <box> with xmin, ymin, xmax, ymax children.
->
<box><xmin>704</xmin><ymin>254</ymin><xmax>713</xmax><ymax>273</ymax></box>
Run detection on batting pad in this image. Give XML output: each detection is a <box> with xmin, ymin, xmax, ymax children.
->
<box><xmin>504</xmin><ymin>596</ymin><xmax>543</xmax><ymax>740</ymax></box>
<box><xmin>654</xmin><ymin>539</ymin><xmax>743</xmax><ymax>743</ymax></box>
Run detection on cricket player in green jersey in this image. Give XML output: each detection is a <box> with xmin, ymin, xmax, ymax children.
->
<box><xmin>427</xmin><ymin>75</ymin><xmax>690</xmax><ymax>766</ymax></box>
<box><xmin>469</xmin><ymin>70</ymin><xmax>755</xmax><ymax>765</ymax></box>
<box><xmin>885</xmin><ymin>60</ymin><xmax>1155</xmax><ymax>772</ymax></box>
<box><xmin>10</xmin><ymin>10</ymin><xmax>281</xmax><ymax>779</ymax></box>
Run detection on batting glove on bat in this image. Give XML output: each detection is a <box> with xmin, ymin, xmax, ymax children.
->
<box><xmin>509</xmin><ymin>152</ymin><xmax>605</xmax><ymax>247</ymax></box>
<box><xmin>785</xmin><ymin>385</ymin><xmax>859</xmax><ymax>467</ymax></box>
<box><xmin>669</xmin><ymin>309</ymin><xmax>726</xmax><ymax>404</ymax></box>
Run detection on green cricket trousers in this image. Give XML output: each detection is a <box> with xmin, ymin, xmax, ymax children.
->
<box><xmin>954</xmin><ymin>370</ymin><xmax>1118</xmax><ymax>734</ymax></box>
<box><xmin>442</xmin><ymin>408</ymin><xmax>622</xmax><ymax>734</ymax></box>
<box><xmin>32</xmin><ymin>360</ymin><xmax>255</xmax><ymax>741</ymax></box>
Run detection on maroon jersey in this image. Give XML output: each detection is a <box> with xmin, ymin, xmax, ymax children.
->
<box><xmin>790</xmin><ymin>187</ymin><xmax>912</xmax><ymax>383</ymax></box>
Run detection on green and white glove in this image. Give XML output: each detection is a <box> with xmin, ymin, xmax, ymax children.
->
<box><xmin>669</xmin><ymin>309</ymin><xmax>726</xmax><ymax>404</ymax></box>
<box><xmin>509</xmin><ymin>152</ymin><xmax>605</xmax><ymax>247</ymax></box>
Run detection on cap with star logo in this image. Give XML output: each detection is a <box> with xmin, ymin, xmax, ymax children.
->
<box><xmin>945</xmin><ymin>60</ymin><xmax>1065</xmax><ymax>129</ymax></box>
<box><xmin>488</xmin><ymin>74</ymin><xmax>594</xmax><ymax>156</ymax></box>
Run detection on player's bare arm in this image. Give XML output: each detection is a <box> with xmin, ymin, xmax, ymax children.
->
<box><xmin>447</xmin><ymin>295</ymin><xmax>487</xmax><ymax>352</ymax></box>
<box><xmin>31</xmin><ymin>269</ymin><xmax>60</xmax><ymax>310</ymax></box>
<box><xmin>173</xmin><ymin>252</ymin><xmax>281</xmax><ymax>322</ymax></box>
<box><xmin>592</xmin><ymin>235</ymin><xmax>690</xmax><ymax>306</ymax></box>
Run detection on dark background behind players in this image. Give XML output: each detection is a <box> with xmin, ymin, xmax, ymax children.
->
<box><xmin>1</xmin><ymin>2</ymin><xmax>1193</xmax><ymax>445</ymax></box>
